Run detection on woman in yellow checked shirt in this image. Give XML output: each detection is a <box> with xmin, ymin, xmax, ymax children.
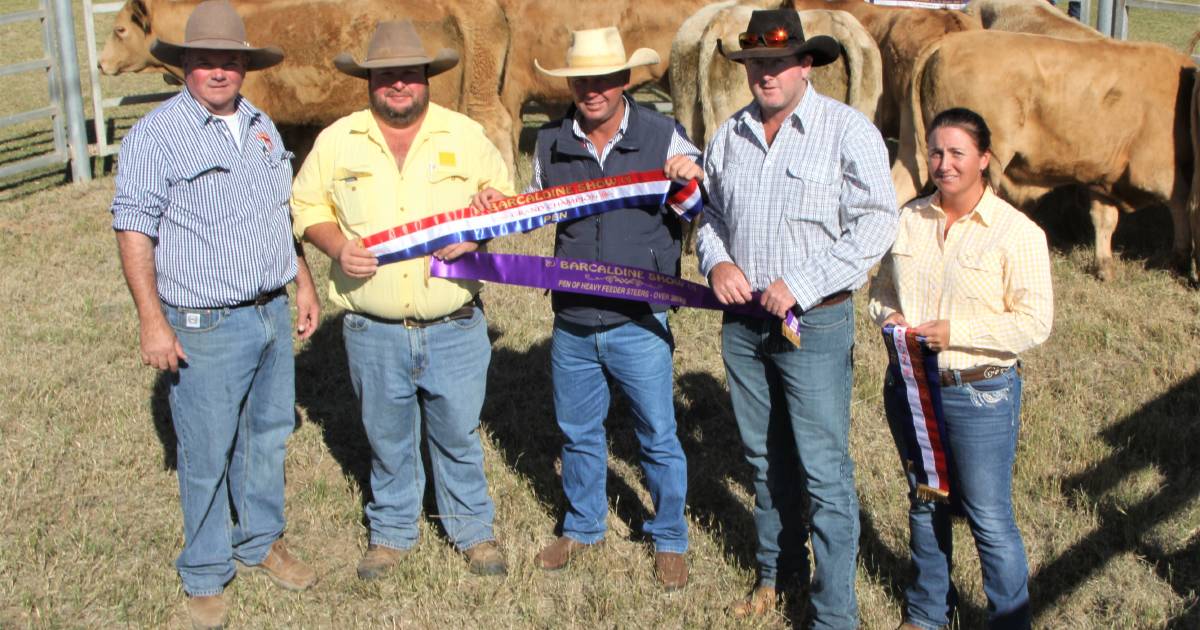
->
<box><xmin>868</xmin><ymin>108</ymin><xmax>1054</xmax><ymax>630</ymax></box>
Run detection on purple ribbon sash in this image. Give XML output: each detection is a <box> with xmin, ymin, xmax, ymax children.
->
<box><xmin>431</xmin><ymin>252</ymin><xmax>802</xmax><ymax>343</ymax></box>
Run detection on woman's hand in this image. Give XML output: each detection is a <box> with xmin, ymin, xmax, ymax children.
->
<box><xmin>883</xmin><ymin>312</ymin><xmax>909</xmax><ymax>328</ymax></box>
<box><xmin>911</xmin><ymin>319</ymin><xmax>951</xmax><ymax>352</ymax></box>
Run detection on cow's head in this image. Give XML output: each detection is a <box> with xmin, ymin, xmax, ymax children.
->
<box><xmin>98</xmin><ymin>0</ymin><xmax>159</xmax><ymax>75</ymax></box>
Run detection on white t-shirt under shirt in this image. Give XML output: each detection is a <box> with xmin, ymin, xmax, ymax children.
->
<box><xmin>214</xmin><ymin>112</ymin><xmax>243</xmax><ymax>151</ymax></box>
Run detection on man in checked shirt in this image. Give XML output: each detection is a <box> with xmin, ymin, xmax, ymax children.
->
<box><xmin>695</xmin><ymin>9</ymin><xmax>898</xmax><ymax>627</ymax></box>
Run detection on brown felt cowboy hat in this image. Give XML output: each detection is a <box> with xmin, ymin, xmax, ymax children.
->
<box><xmin>150</xmin><ymin>0</ymin><xmax>283</xmax><ymax>71</ymax></box>
<box><xmin>333</xmin><ymin>20</ymin><xmax>459</xmax><ymax>79</ymax></box>
<box><xmin>718</xmin><ymin>9</ymin><xmax>840</xmax><ymax>67</ymax></box>
<box><xmin>534</xmin><ymin>27</ymin><xmax>660</xmax><ymax>78</ymax></box>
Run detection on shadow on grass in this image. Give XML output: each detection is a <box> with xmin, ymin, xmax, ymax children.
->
<box><xmin>1033</xmin><ymin>370</ymin><xmax>1200</xmax><ymax>626</ymax></box>
<box><xmin>293</xmin><ymin>313</ymin><xmax>372</xmax><ymax>499</ymax></box>
<box><xmin>151</xmin><ymin>371</ymin><xmax>176</xmax><ymax>470</ymax></box>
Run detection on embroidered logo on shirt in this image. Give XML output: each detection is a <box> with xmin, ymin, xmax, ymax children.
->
<box><xmin>257</xmin><ymin>131</ymin><xmax>273</xmax><ymax>153</ymax></box>
<box><xmin>438</xmin><ymin>152</ymin><xmax>456</xmax><ymax>167</ymax></box>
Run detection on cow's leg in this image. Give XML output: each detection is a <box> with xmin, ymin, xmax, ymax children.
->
<box><xmin>1090</xmin><ymin>196</ymin><xmax>1120</xmax><ymax>281</ymax></box>
<box><xmin>1165</xmin><ymin>187</ymin><xmax>1195</xmax><ymax>281</ymax></box>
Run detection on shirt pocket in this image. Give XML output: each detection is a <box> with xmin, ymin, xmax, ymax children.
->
<box><xmin>954</xmin><ymin>247</ymin><xmax>1004</xmax><ymax>303</ymax></box>
<box><xmin>170</xmin><ymin>161</ymin><xmax>236</xmax><ymax>222</ymax></box>
<box><xmin>783</xmin><ymin>165</ymin><xmax>841</xmax><ymax>241</ymax></box>
<box><xmin>427</xmin><ymin>161</ymin><xmax>473</xmax><ymax>212</ymax></box>
<box><xmin>330</xmin><ymin>165</ymin><xmax>376</xmax><ymax>229</ymax></box>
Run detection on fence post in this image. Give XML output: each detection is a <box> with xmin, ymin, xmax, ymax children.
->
<box><xmin>1097</xmin><ymin>0</ymin><xmax>1114</xmax><ymax>35</ymax></box>
<box><xmin>51</xmin><ymin>0</ymin><xmax>91</xmax><ymax>183</ymax></box>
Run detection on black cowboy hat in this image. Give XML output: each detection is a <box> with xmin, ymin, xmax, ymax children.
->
<box><xmin>717</xmin><ymin>9</ymin><xmax>840</xmax><ymax>67</ymax></box>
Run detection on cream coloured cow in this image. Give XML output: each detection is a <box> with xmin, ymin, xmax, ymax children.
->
<box><xmin>891</xmin><ymin>30</ymin><xmax>1198</xmax><ymax>281</ymax></box>
<box><xmin>672</xmin><ymin>4</ymin><xmax>883</xmax><ymax>148</ymax></box>
<box><xmin>98</xmin><ymin>0</ymin><xmax>517</xmax><ymax>170</ymax></box>
<box><xmin>967</xmin><ymin>0</ymin><xmax>1104</xmax><ymax>39</ymax></box>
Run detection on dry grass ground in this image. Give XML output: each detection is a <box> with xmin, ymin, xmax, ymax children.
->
<box><xmin>3</xmin><ymin>0</ymin><xmax>1200</xmax><ymax>628</ymax></box>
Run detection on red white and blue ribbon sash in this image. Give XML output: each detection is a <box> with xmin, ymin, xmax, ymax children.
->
<box><xmin>883</xmin><ymin>324</ymin><xmax>953</xmax><ymax>502</ymax></box>
<box><xmin>360</xmin><ymin>171</ymin><xmax>703</xmax><ymax>266</ymax></box>
<box><xmin>431</xmin><ymin>252</ymin><xmax>803</xmax><ymax>345</ymax></box>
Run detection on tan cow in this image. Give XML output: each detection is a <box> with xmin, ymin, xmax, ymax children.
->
<box><xmin>671</xmin><ymin>4</ymin><xmax>883</xmax><ymax>148</ymax></box>
<box><xmin>967</xmin><ymin>0</ymin><xmax>1103</xmax><ymax>40</ymax></box>
<box><xmin>891</xmin><ymin>30</ymin><xmax>1198</xmax><ymax>281</ymax></box>
<box><xmin>97</xmin><ymin>0</ymin><xmax>517</xmax><ymax>170</ymax></box>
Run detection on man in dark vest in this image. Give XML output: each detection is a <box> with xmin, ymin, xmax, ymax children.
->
<box><xmin>473</xmin><ymin>26</ymin><xmax>703</xmax><ymax>590</ymax></box>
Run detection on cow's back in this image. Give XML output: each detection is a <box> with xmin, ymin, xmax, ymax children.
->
<box><xmin>968</xmin><ymin>0</ymin><xmax>1103</xmax><ymax>40</ymax></box>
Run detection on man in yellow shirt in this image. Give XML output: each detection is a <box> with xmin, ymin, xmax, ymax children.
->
<box><xmin>291</xmin><ymin>20</ymin><xmax>514</xmax><ymax>580</ymax></box>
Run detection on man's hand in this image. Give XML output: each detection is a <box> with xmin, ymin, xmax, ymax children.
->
<box><xmin>433</xmin><ymin>241</ymin><xmax>479</xmax><ymax>262</ymax></box>
<box><xmin>141</xmin><ymin>317</ymin><xmax>187</xmax><ymax>372</ymax></box>
<box><xmin>664</xmin><ymin>155</ymin><xmax>704</xmax><ymax>183</ymax></box>
<box><xmin>294</xmin><ymin>282</ymin><xmax>320</xmax><ymax>340</ymax></box>
<box><xmin>760</xmin><ymin>278</ymin><xmax>797</xmax><ymax>318</ymax></box>
<box><xmin>911</xmin><ymin>319</ymin><xmax>951</xmax><ymax>352</ymax></box>
<box><xmin>337</xmin><ymin>240</ymin><xmax>378</xmax><ymax>278</ymax></box>
<box><xmin>471</xmin><ymin>187</ymin><xmax>507</xmax><ymax>212</ymax></box>
<box><xmin>883</xmin><ymin>312</ymin><xmax>909</xmax><ymax>328</ymax></box>
<box><xmin>709</xmin><ymin>262</ymin><xmax>753</xmax><ymax>305</ymax></box>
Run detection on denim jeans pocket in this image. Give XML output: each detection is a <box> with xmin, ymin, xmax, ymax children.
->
<box><xmin>165</xmin><ymin>306</ymin><xmax>224</xmax><ymax>333</ymax></box>
<box><xmin>798</xmin><ymin>302</ymin><xmax>850</xmax><ymax>330</ymax></box>
<box><xmin>449</xmin><ymin>307</ymin><xmax>484</xmax><ymax>330</ymax></box>
<box><xmin>343</xmin><ymin>312</ymin><xmax>369</xmax><ymax>333</ymax></box>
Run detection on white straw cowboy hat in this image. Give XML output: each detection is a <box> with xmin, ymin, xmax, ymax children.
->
<box><xmin>150</xmin><ymin>0</ymin><xmax>283</xmax><ymax>71</ymax></box>
<box><xmin>333</xmin><ymin>20</ymin><xmax>459</xmax><ymax>79</ymax></box>
<box><xmin>534</xmin><ymin>27</ymin><xmax>661</xmax><ymax>78</ymax></box>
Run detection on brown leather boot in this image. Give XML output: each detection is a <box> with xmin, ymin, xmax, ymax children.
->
<box><xmin>654</xmin><ymin>551</ymin><xmax>688</xmax><ymax>591</ymax></box>
<box><xmin>187</xmin><ymin>593</ymin><xmax>226</xmax><ymax>630</ymax></box>
<box><xmin>730</xmin><ymin>585</ymin><xmax>777</xmax><ymax>618</ymax></box>
<box><xmin>237</xmin><ymin>539</ymin><xmax>317</xmax><ymax>591</ymax></box>
<box><xmin>356</xmin><ymin>544</ymin><xmax>408</xmax><ymax>581</ymax></box>
<box><xmin>464</xmin><ymin>541</ymin><xmax>507</xmax><ymax>576</ymax></box>
<box><xmin>534</xmin><ymin>536</ymin><xmax>601</xmax><ymax>571</ymax></box>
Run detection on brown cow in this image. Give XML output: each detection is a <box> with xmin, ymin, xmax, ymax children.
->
<box><xmin>494</xmin><ymin>0</ymin><xmax>716</xmax><ymax>156</ymax></box>
<box><xmin>967</xmin><ymin>0</ymin><xmax>1103</xmax><ymax>39</ymax></box>
<box><xmin>891</xmin><ymin>30</ymin><xmax>1198</xmax><ymax>281</ymax></box>
<box><xmin>789</xmin><ymin>0</ymin><xmax>981</xmax><ymax>142</ymax></box>
<box><xmin>97</xmin><ymin>0</ymin><xmax>517</xmax><ymax>171</ymax></box>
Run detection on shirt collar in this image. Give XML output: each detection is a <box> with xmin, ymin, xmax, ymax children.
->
<box><xmin>349</xmin><ymin>101</ymin><xmax>452</xmax><ymax>146</ymax></box>
<box><xmin>571</xmin><ymin>94</ymin><xmax>632</xmax><ymax>142</ymax></box>
<box><xmin>928</xmin><ymin>186</ymin><xmax>998</xmax><ymax>226</ymax></box>
<box><xmin>178</xmin><ymin>88</ymin><xmax>260</xmax><ymax>127</ymax></box>
<box><xmin>738</xmin><ymin>81</ymin><xmax>821</xmax><ymax>134</ymax></box>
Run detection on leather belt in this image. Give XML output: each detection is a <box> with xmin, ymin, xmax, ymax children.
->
<box><xmin>360</xmin><ymin>296</ymin><xmax>481</xmax><ymax>329</ymax></box>
<box><xmin>939</xmin><ymin>363</ymin><xmax>1020</xmax><ymax>387</ymax></box>
<box><xmin>806</xmin><ymin>290</ymin><xmax>852</xmax><ymax>311</ymax></box>
<box><xmin>229</xmin><ymin>286</ymin><xmax>286</xmax><ymax>309</ymax></box>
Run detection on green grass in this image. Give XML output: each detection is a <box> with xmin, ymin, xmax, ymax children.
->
<box><xmin>2</xmin><ymin>1</ymin><xmax>1200</xmax><ymax>628</ymax></box>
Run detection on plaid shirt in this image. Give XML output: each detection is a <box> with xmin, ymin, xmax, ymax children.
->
<box><xmin>696</xmin><ymin>85</ymin><xmax>897</xmax><ymax>311</ymax></box>
<box><xmin>868</xmin><ymin>188</ymin><xmax>1054</xmax><ymax>370</ymax></box>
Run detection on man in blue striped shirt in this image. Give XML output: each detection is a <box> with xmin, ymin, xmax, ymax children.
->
<box><xmin>109</xmin><ymin>2</ymin><xmax>319</xmax><ymax>627</ymax></box>
<box><xmin>696</xmin><ymin>10</ymin><xmax>898</xmax><ymax>627</ymax></box>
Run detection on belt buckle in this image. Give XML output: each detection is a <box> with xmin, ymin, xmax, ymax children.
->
<box><xmin>982</xmin><ymin>365</ymin><xmax>1004</xmax><ymax>379</ymax></box>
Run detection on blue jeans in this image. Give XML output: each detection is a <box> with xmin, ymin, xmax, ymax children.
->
<box><xmin>342</xmin><ymin>306</ymin><xmax>496</xmax><ymax>552</ymax></box>
<box><xmin>721</xmin><ymin>299</ymin><xmax>859</xmax><ymax>630</ymax></box>
<box><xmin>551</xmin><ymin>313</ymin><xmax>688</xmax><ymax>553</ymax></box>
<box><xmin>163</xmin><ymin>294</ymin><xmax>294</xmax><ymax>596</ymax></box>
<box><xmin>884</xmin><ymin>367</ymin><xmax>1030</xmax><ymax>630</ymax></box>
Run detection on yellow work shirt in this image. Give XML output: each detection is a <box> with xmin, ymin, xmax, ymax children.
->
<box><xmin>868</xmin><ymin>188</ymin><xmax>1054</xmax><ymax>370</ymax></box>
<box><xmin>291</xmin><ymin>104</ymin><xmax>514</xmax><ymax>320</ymax></box>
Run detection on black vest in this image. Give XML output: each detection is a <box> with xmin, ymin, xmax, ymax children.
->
<box><xmin>536</xmin><ymin>100</ymin><xmax>684</xmax><ymax>327</ymax></box>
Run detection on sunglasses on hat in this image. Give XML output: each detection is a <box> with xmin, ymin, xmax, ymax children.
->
<box><xmin>737</xmin><ymin>27</ymin><xmax>791</xmax><ymax>49</ymax></box>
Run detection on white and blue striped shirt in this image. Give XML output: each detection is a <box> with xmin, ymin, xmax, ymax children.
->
<box><xmin>696</xmin><ymin>85</ymin><xmax>898</xmax><ymax>311</ymax></box>
<box><xmin>111</xmin><ymin>90</ymin><xmax>297</xmax><ymax>309</ymax></box>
